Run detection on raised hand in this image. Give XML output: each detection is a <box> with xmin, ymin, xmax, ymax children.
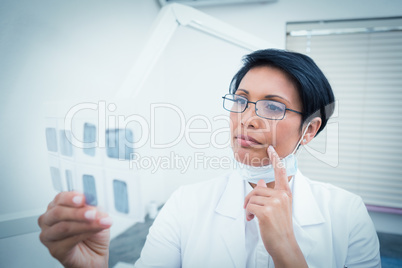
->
<box><xmin>38</xmin><ymin>192</ymin><xmax>113</xmax><ymax>268</ymax></box>
<box><xmin>243</xmin><ymin>145</ymin><xmax>307</xmax><ymax>267</ymax></box>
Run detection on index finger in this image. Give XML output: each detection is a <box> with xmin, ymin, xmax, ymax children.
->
<box><xmin>48</xmin><ymin>191</ymin><xmax>86</xmax><ymax>210</ymax></box>
<box><xmin>268</xmin><ymin>145</ymin><xmax>291</xmax><ymax>193</ymax></box>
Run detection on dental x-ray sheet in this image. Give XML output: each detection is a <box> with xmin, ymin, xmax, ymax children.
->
<box><xmin>45</xmin><ymin>116</ymin><xmax>142</xmax><ymax>219</ymax></box>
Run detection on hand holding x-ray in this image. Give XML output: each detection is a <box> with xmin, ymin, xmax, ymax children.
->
<box><xmin>38</xmin><ymin>191</ymin><xmax>112</xmax><ymax>268</ymax></box>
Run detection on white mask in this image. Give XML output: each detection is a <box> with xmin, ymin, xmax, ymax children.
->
<box><xmin>236</xmin><ymin>153</ymin><xmax>298</xmax><ymax>184</ymax></box>
<box><xmin>236</xmin><ymin>122</ymin><xmax>310</xmax><ymax>184</ymax></box>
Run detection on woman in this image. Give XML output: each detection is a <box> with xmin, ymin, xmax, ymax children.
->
<box><xmin>38</xmin><ymin>49</ymin><xmax>380</xmax><ymax>267</ymax></box>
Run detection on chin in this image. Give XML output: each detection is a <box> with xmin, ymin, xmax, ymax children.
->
<box><xmin>232</xmin><ymin>147</ymin><xmax>269</xmax><ymax>167</ymax></box>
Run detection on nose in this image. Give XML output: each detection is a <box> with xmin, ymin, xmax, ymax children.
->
<box><xmin>241</xmin><ymin>103</ymin><xmax>262</xmax><ymax>129</ymax></box>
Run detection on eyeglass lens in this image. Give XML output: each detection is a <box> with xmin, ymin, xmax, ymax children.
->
<box><xmin>223</xmin><ymin>94</ymin><xmax>286</xmax><ymax>120</ymax></box>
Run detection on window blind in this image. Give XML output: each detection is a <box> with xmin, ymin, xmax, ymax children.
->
<box><xmin>286</xmin><ymin>18</ymin><xmax>402</xmax><ymax>209</ymax></box>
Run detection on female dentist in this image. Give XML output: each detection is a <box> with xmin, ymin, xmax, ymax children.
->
<box><xmin>38</xmin><ymin>49</ymin><xmax>381</xmax><ymax>267</ymax></box>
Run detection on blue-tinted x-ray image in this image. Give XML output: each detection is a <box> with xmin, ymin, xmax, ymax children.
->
<box><xmin>60</xmin><ymin>130</ymin><xmax>73</xmax><ymax>157</ymax></box>
<box><xmin>65</xmin><ymin>169</ymin><xmax>73</xmax><ymax>191</ymax></box>
<box><xmin>113</xmin><ymin>179</ymin><xmax>129</xmax><ymax>214</ymax></box>
<box><xmin>106</xmin><ymin>129</ymin><xmax>134</xmax><ymax>160</ymax></box>
<box><xmin>83</xmin><ymin>123</ymin><xmax>96</xmax><ymax>157</ymax></box>
<box><xmin>50</xmin><ymin>167</ymin><xmax>63</xmax><ymax>191</ymax></box>
<box><xmin>83</xmin><ymin>175</ymin><xmax>97</xmax><ymax>206</ymax></box>
<box><xmin>46</xmin><ymin>128</ymin><xmax>58</xmax><ymax>152</ymax></box>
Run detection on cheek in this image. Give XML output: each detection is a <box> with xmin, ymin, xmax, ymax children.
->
<box><xmin>273</xmin><ymin>121</ymin><xmax>301</xmax><ymax>155</ymax></box>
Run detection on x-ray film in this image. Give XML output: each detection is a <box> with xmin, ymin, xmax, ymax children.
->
<box><xmin>45</xmin><ymin>117</ymin><xmax>142</xmax><ymax>220</ymax></box>
<box><xmin>83</xmin><ymin>123</ymin><xmax>96</xmax><ymax>157</ymax></box>
<box><xmin>65</xmin><ymin>169</ymin><xmax>73</xmax><ymax>191</ymax></box>
<box><xmin>46</xmin><ymin>128</ymin><xmax>58</xmax><ymax>153</ymax></box>
<box><xmin>83</xmin><ymin>174</ymin><xmax>98</xmax><ymax>206</ymax></box>
<box><xmin>50</xmin><ymin>167</ymin><xmax>63</xmax><ymax>192</ymax></box>
<box><xmin>113</xmin><ymin>180</ymin><xmax>129</xmax><ymax>214</ymax></box>
<box><xmin>60</xmin><ymin>130</ymin><xmax>73</xmax><ymax>157</ymax></box>
<box><xmin>106</xmin><ymin>128</ymin><xmax>134</xmax><ymax>160</ymax></box>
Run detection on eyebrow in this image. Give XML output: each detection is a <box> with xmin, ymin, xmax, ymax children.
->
<box><xmin>236</xmin><ymin>89</ymin><xmax>290</xmax><ymax>103</ymax></box>
<box><xmin>264</xmin><ymin>94</ymin><xmax>290</xmax><ymax>103</ymax></box>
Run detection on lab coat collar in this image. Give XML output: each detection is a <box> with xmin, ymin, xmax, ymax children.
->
<box><xmin>215</xmin><ymin>169</ymin><xmax>326</xmax><ymax>227</ymax></box>
<box><xmin>292</xmin><ymin>170</ymin><xmax>326</xmax><ymax>226</ymax></box>
<box><xmin>215</xmin><ymin>171</ymin><xmax>245</xmax><ymax>219</ymax></box>
<box><xmin>291</xmin><ymin>170</ymin><xmax>326</xmax><ymax>260</ymax></box>
<box><xmin>215</xmin><ymin>170</ymin><xmax>325</xmax><ymax>265</ymax></box>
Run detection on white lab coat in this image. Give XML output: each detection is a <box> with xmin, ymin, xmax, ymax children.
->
<box><xmin>135</xmin><ymin>170</ymin><xmax>381</xmax><ymax>268</ymax></box>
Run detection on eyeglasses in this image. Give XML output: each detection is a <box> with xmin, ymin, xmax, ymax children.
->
<box><xmin>222</xmin><ymin>94</ymin><xmax>303</xmax><ymax>120</ymax></box>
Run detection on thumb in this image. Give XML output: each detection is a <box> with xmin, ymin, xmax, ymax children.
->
<box><xmin>257</xmin><ymin>179</ymin><xmax>267</xmax><ymax>188</ymax></box>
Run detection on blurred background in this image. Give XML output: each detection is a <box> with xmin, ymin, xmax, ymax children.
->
<box><xmin>0</xmin><ymin>0</ymin><xmax>401</xmax><ymax>267</ymax></box>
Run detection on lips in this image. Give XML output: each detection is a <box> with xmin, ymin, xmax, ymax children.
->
<box><xmin>236</xmin><ymin>134</ymin><xmax>262</xmax><ymax>147</ymax></box>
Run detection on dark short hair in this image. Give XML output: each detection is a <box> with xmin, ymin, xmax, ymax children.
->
<box><xmin>229</xmin><ymin>49</ymin><xmax>335</xmax><ymax>136</ymax></box>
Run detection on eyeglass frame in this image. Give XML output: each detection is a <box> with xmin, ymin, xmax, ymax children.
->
<box><xmin>222</xmin><ymin>93</ymin><xmax>303</xmax><ymax>120</ymax></box>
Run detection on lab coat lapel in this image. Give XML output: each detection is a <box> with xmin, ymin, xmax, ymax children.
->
<box><xmin>214</xmin><ymin>170</ymin><xmax>325</xmax><ymax>265</ymax></box>
<box><xmin>215</xmin><ymin>171</ymin><xmax>246</xmax><ymax>268</ymax></box>
<box><xmin>292</xmin><ymin>170</ymin><xmax>326</xmax><ymax>259</ymax></box>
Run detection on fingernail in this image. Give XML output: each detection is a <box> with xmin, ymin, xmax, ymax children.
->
<box><xmin>85</xmin><ymin>210</ymin><xmax>97</xmax><ymax>220</ymax></box>
<box><xmin>100</xmin><ymin>217</ymin><xmax>113</xmax><ymax>226</ymax></box>
<box><xmin>268</xmin><ymin>145</ymin><xmax>274</xmax><ymax>152</ymax></box>
<box><xmin>73</xmin><ymin>195</ymin><xmax>83</xmax><ymax>205</ymax></box>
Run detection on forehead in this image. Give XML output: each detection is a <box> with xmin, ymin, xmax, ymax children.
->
<box><xmin>237</xmin><ymin>66</ymin><xmax>301</xmax><ymax>109</ymax></box>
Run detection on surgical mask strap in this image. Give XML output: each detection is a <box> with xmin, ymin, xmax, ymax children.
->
<box><xmin>292</xmin><ymin>121</ymin><xmax>311</xmax><ymax>155</ymax></box>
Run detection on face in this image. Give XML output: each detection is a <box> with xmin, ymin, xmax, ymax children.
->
<box><xmin>230</xmin><ymin>66</ymin><xmax>304</xmax><ymax>166</ymax></box>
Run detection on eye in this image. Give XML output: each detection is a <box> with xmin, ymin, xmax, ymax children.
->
<box><xmin>267</xmin><ymin>103</ymin><xmax>284</xmax><ymax>112</ymax></box>
<box><xmin>234</xmin><ymin>95</ymin><xmax>248</xmax><ymax>104</ymax></box>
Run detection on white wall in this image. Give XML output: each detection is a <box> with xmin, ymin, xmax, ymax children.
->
<box><xmin>1</xmin><ymin>0</ymin><xmax>402</xmax><ymax>266</ymax></box>
<box><xmin>197</xmin><ymin>0</ymin><xmax>402</xmax><ymax>49</ymax></box>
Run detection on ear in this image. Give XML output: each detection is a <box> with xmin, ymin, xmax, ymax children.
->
<box><xmin>302</xmin><ymin>117</ymin><xmax>321</xmax><ymax>145</ymax></box>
